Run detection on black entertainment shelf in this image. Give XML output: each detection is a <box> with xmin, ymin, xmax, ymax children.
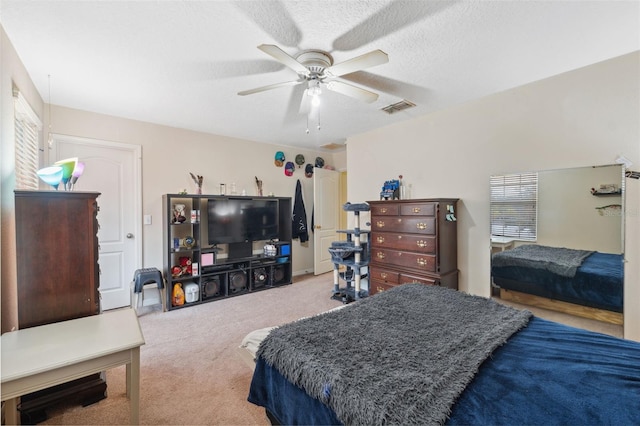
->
<box><xmin>162</xmin><ymin>194</ymin><xmax>293</xmax><ymax>310</ymax></box>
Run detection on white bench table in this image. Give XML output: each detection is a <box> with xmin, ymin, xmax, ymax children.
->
<box><xmin>491</xmin><ymin>235</ymin><xmax>515</xmax><ymax>252</ymax></box>
<box><xmin>1</xmin><ymin>308</ymin><xmax>145</xmax><ymax>425</ymax></box>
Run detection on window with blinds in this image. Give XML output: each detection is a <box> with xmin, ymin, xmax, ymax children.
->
<box><xmin>13</xmin><ymin>86</ymin><xmax>42</xmax><ymax>190</ymax></box>
<box><xmin>490</xmin><ymin>172</ymin><xmax>538</xmax><ymax>241</ymax></box>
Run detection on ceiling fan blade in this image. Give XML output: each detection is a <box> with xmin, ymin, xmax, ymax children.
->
<box><xmin>326</xmin><ymin>80</ymin><xmax>379</xmax><ymax>103</ymax></box>
<box><xmin>238</xmin><ymin>80</ymin><xmax>302</xmax><ymax>96</ymax></box>
<box><xmin>325</xmin><ymin>50</ymin><xmax>388</xmax><ymax>77</ymax></box>
<box><xmin>258</xmin><ymin>44</ymin><xmax>309</xmax><ymax>77</ymax></box>
<box><xmin>199</xmin><ymin>60</ymin><xmax>284</xmax><ymax>79</ymax></box>
<box><xmin>340</xmin><ymin>71</ymin><xmax>431</xmax><ymax>103</ymax></box>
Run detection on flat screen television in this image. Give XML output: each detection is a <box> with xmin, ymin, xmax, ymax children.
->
<box><xmin>207</xmin><ymin>198</ymin><xmax>279</xmax><ymax>245</ymax></box>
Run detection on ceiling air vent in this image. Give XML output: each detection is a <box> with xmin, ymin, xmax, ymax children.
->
<box><xmin>320</xmin><ymin>143</ymin><xmax>344</xmax><ymax>150</ymax></box>
<box><xmin>381</xmin><ymin>100</ymin><xmax>416</xmax><ymax>114</ymax></box>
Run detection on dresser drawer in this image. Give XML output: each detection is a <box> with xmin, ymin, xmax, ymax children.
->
<box><xmin>399</xmin><ymin>272</ymin><xmax>438</xmax><ymax>286</ymax></box>
<box><xmin>369</xmin><ymin>266</ymin><xmax>400</xmax><ymax>284</ymax></box>
<box><xmin>371</xmin><ymin>248</ymin><xmax>437</xmax><ymax>272</ymax></box>
<box><xmin>371</xmin><ymin>216</ymin><xmax>436</xmax><ymax>234</ymax></box>
<box><xmin>369</xmin><ymin>279</ymin><xmax>397</xmax><ymax>296</ymax></box>
<box><xmin>370</xmin><ymin>232</ymin><xmax>436</xmax><ymax>253</ymax></box>
<box><xmin>370</xmin><ymin>203</ymin><xmax>399</xmax><ymax>216</ymax></box>
<box><xmin>367</xmin><ymin>198</ymin><xmax>459</xmax><ymax>291</ymax></box>
<box><xmin>399</xmin><ymin>202</ymin><xmax>436</xmax><ymax>217</ymax></box>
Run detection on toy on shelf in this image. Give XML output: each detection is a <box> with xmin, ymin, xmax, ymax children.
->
<box><xmin>329</xmin><ymin>202</ymin><xmax>371</xmax><ymax>303</ymax></box>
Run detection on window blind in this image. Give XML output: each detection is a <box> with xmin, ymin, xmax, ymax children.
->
<box><xmin>13</xmin><ymin>86</ymin><xmax>42</xmax><ymax>190</ymax></box>
<box><xmin>490</xmin><ymin>172</ymin><xmax>538</xmax><ymax>241</ymax></box>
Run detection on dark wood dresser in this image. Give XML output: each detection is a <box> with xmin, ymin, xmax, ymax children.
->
<box><xmin>14</xmin><ymin>190</ymin><xmax>106</xmax><ymax>423</ymax></box>
<box><xmin>368</xmin><ymin>198</ymin><xmax>458</xmax><ymax>295</ymax></box>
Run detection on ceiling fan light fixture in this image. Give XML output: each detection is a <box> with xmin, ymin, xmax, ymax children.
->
<box><xmin>307</xmin><ymin>80</ymin><xmax>322</xmax><ymax>106</ymax></box>
<box><xmin>307</xmin><ymin>85</ymin><xmax>322</xmax><ymax>97</ymax></box>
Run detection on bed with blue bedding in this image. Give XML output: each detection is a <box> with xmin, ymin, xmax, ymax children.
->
<box><xmin>246</xmin><ymin>284</ymin><xmax>640</xmax><ymax>425</ymax></box>
<box><xmin>491</xmin><ymin>244</ymin><xmax>623</xmax><ymax>318</ymax></box>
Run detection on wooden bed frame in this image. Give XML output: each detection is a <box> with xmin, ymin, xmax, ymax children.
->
<box><xmin>499</xmin><ymin>288</ymin><xmax>623</xmax><ymax>325</ymax></box>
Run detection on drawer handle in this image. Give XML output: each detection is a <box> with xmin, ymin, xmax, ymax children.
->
<box><xmin>412</xmin><ymin>207</ymin><xmax>421</xmax><ymax>213</ymax></box>
<box><xmin>376</xmin><ymin>220</ymin><xmax>385</xmax><ymax>228</ymax></box>
<box><xmin>417</xmin><ymin>222</ymin><xmax>428</xmax><ymax>230</ymax></box>
<box><xmin>380</xmin><ymin>272</ymin><xmax>388</xmax><ymax>279</ymax></box>
<box><xmin>380</xmin><ymin>207</ymin><xmax>388</xmax><ymax>213</ymax></box>
<box><xmin>416</xmin><ymin>240</ymin><xmax>427</xmax><ymax>248</ymax></box>
<box><xmin>376</xmin><ymin>236</ymin><xmax>385</xmax><ymax>243</ymax></box>
<box><xmin>377</xmin><ymin>252</ymin><xmax>386</xmax><ymax>259</ymax></box>
<box><xmin>377</xmin><ymin>286</ymin><xmax>386</xmax><ymax>293</ymax></box>
<box><xmin>417</xmin><ymin>258</ymin><xmax>428</xmax><ymax>266</ymax></box>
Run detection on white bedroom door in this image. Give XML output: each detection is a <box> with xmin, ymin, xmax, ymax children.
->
<box><xmin>313</xmin><ymin>167</ymin><xmax>340</xmax><ymax>275</ymax></box>
<box><xmin>52</xmin><ymin>135</ymin><xmax>142</xmax><ymax>310</ymax></box>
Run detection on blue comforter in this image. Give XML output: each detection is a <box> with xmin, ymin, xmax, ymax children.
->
<box><xmin>249</xmin><ymin>317</ymin><xmax>640</xmax><ymax>425</ymax></box>
<box><xmin>492</xmin><ymin>251</ymin><xmax>623</xmax><ymax>312</ymax></box>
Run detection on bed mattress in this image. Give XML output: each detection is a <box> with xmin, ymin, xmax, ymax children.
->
<box><xmin>248</xmin><ymin>316</ymin><xmax>640</xmax><ymax>425</ymax></box>
<box><xmin>492</xmin><ymin>251</ymin><xmax>623</xmax><ymax>312</ymax></box>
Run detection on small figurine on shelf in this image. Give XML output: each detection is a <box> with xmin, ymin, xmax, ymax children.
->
<box><xmin>173</xmin><ymin>204</ymin><xmax>186</xmax><ymax>223</ymax></box>
<box><xmin>179</xmin><ymin>256</ymin><xmax>193</xmax><ymax>275</ymax></box>
<box><xmin>255</xmin><ymin>176</ymin><xmax>263</xmax><ymax>196</ymax></box>
<box><xmin>190</xmin><ymin>172</ymin><xmax>203</xmax><ymax>194</ymax></box>
<box><xmin>171</xmin><ymin>265</ymin><xmax>183</xmax><ymax>277</ymax></box>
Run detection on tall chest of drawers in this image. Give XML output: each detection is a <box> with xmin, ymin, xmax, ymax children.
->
<box><xmin>14</xmin><ymin>190</ymin><xmax>106</xmax><ymax>423</ymax></box>
<box><xmin>368</xmin><ymin>198</ymin><xmax>458</xmax><ymax>295</ymax></box>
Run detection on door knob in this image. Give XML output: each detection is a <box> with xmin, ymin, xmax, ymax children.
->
<box><xmin>126</xmin><ymin>233</ymin><xmax>134</xmax><ymax>239</ymax></box>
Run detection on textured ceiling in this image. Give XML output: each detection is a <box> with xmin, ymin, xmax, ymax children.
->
<box><xmin>1</xmin><ymin>0</ymin><xmax>638</xmax><ymax>151</ymax></box>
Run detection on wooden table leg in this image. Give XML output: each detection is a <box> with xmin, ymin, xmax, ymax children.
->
<box><xmin>5</xmin><ymin>398</ymin><xmax>19</xmax><ymax>425</ymax></box>
<box><xmin>127</xmin><ymin>347</ymin><xmax>141</xmax><ymax>424</ymax></box>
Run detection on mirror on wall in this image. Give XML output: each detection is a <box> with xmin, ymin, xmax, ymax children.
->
<box><xmin>490</xmin><ymin>164</ymin><xmax>624</xmax><ymax>325</ymax></box>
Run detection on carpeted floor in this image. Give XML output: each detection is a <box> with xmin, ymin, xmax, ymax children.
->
<box><xmin>37</xmin><ymin>273</ymin><xmax>622</xmax><ymax>425</ymax></box>
<box><xmin>40</xmin><ymin>272</ymin><xmax>342</xmax><ymax>425</ymax></box>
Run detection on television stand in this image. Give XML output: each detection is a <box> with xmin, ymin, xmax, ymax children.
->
<box><xmin>163</xmin><ymin>194</ymin><xmax>293</xmax><ymax>311</ymax></box>
<box><xmin>228</xmin><ymin>241</ymin><xmax>252</xmax><ymax>259</ymax></box>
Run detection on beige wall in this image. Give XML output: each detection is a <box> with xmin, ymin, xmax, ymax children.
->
<box><xmin>537</xmin><ymin>165</ymin><xmax>623</xmax><ymax>253</ymax></box>
<box><xmin>45</xmin><ymin>105</ymin><xmax>341</xmax><ymax>277</ymax></box>
<box><xmin>346</xmin><ymin>52</ymin><xmax>640</xmax><ymax>341</ymax></box>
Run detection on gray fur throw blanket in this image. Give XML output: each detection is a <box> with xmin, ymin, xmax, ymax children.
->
<box><xmin>492</xmin><ymin>244</ymin><xmax>595</xmax><ymax>277</ymax></box>
<box><xmin>257</xmin><ymin>284</ymin><xmax>532</xmax><ymax>425</ymax></box>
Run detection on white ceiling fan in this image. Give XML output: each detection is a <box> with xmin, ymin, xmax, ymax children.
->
<box><xmin>238</xmin><ymin>44</ymin><xmax>389</xmax><ymax>109</ymax></box>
